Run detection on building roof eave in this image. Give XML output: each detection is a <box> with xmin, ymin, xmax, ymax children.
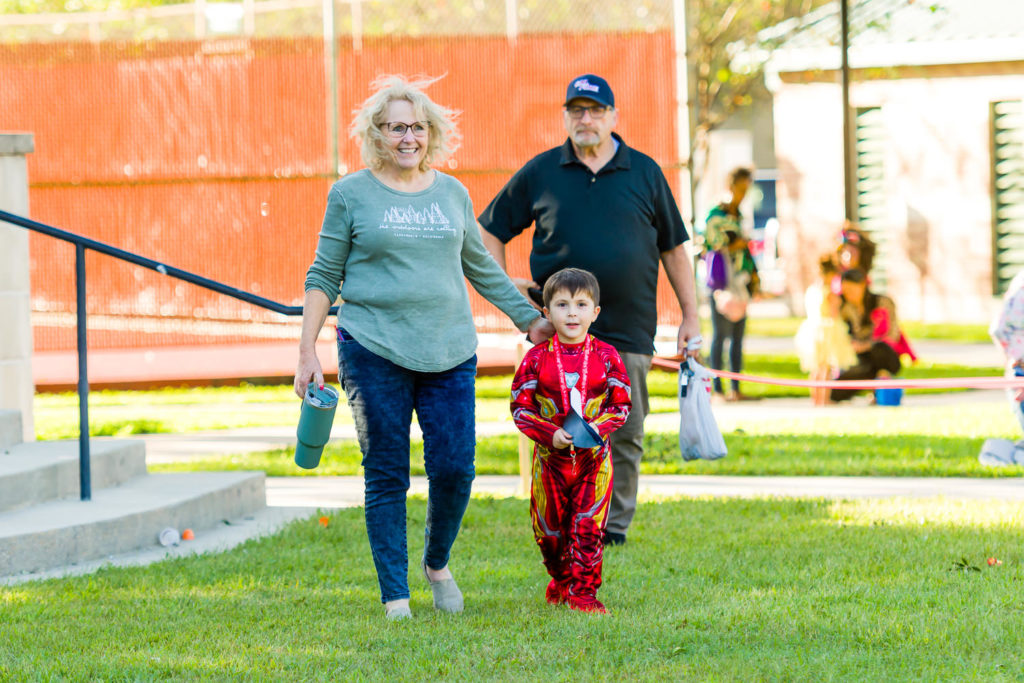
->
<box><xmin>767</xmin><ymin>37</ymin><xmax>1024</xmax><ymax>76</ymax></box>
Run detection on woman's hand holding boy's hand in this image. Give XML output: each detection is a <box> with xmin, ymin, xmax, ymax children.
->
<box><xmin>552</xmin><ymin>428</ymin><xmax>574</xmax><ymax>450</ymax></box>
<box><xmin>527</xmin><ymin>316</ymin><xmax>555</xmax><ymax>345</ymax></box>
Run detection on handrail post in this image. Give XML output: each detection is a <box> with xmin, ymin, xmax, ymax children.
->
<box><xmin>0</xmin><ymin>208</ymin><xmax>344</xmax><ymax>503</ymax></box>
<box><xmin>75</xmin><ymin>244</ymin><xmax>91</xmax><ymax>501</ymax></box>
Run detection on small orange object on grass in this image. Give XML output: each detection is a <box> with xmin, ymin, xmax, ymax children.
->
<box><xmin>987</xmin><ymin>557</ymin><xmax>1002</xmax><ymax>566</ymax></box>
<box><xmin>319</xmin><ymin>516</ymin><xmax>329</xmax><ymax>527</ymax></box>
<box><xmin>181</xmin><ymin>528</ymin><xmax>195</xmax><ymax>541</ymax></box>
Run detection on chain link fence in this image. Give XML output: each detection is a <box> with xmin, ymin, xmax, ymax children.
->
<box><xmin>1</xmin><ymin>0</ymin><xmax>687</xmax><ymax>362</ymax></box>
<box><xmin>1</xmin><ymin>0</ymin><xmax>673</xmax><ymax>42</ymax></box>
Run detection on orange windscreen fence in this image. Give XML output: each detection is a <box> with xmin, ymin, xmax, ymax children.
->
<box><xmin>1</xmin><ymin>31</ymin><xmax>685</xmax><ymax>356</ymax></box>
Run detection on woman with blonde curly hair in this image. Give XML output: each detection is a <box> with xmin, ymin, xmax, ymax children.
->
<box><xmin>295</xmin><ymin>75</ymin><xmax>553</xmax><ymax>620</ymax></box>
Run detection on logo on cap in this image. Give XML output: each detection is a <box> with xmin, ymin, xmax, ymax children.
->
<box><xmin>574</xmin><ymin>78</ymin><xmax>600</xmax><ymax>93</ymax></box>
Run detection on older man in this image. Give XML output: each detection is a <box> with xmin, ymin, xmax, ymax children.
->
<box><xmin>479</xmin><ymin>74</ymin><xmax>701</xmax><ymax>546</ymax></box>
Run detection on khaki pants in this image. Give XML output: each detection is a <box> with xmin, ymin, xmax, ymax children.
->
<box><xmin>606</xmin><ymin>351</ymin><xmax>652</xmax><ymax>536</ymax></box>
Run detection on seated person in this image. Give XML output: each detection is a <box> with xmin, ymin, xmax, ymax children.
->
<box><xmin>831</xmin><ymin>269</ymin><xmax>915</xmax><ymax>402</ymax></box>
<box><xmin>794</xmin><ymin>254</ymin><xmax>857</xmax><ymax>405</ymax></box>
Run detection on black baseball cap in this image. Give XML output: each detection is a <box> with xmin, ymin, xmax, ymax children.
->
<box><xmin>564</xmin><ymin>74</ymin><xmax>614</xmax><ymax>108</ymax></box>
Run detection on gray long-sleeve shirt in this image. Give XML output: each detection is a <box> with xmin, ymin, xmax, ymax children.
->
<box><xmin>305</xmin><ymin>169</ymin><xmax>539</xmax><ymax>372</ymax></box>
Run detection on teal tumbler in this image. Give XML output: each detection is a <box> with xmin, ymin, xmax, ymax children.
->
<box><xmin>295</xmin><ymin>384</ymin><xmax>339</xmax><ymax>469</ymax></box>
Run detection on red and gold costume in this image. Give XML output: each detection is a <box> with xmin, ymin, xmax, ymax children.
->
<box><xmin>511</xmin><ymin>335</ymin><xmax>631</xmax><ymax>610</ymax></box>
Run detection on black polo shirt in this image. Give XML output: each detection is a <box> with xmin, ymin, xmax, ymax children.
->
<box><xmin>478</xmin><ymin>133</ymin><xmax>689</xmax><ymax>355</ymax></box>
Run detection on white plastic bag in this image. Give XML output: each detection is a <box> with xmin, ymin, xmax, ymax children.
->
<box><xmin>678</xmin><ymin>358</ymin><xmax>728</xmax><ymax>461</ymax></box>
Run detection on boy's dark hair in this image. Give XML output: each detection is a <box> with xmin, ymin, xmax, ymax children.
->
<box><xmin>542</xmin><ymin>268</ymin><xmax>600</xmax><ymax>307</ymax></box>
<box><xmin>728</xmin><ymin>166</ymin><xmax>753</xmax><ymax>186</ymax></box>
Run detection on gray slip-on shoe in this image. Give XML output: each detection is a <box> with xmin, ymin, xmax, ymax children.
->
<box><xmin>980</xmin><ymin>438</ymin><xmax>1016</xmax><ymax>467</ymax></box>
<box><xmin>422</xmin><ymin>560</ymin><xmax>464</xmax><ymax>613</ymax></box>
<box><xmin>384</xmin><ymin>604</ymin><xmax>412</xmax><ymax>621</ymax></box>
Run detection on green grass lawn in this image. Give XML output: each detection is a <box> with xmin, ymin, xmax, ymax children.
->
<box><xmin>706</xmin><ymin>316</ymin><xmax>992</xmax><ymax>344</ymax></box>
<box><xmin>2</xmin><ymin>496</ymin><xmax>1023</xmax><ymax>680</ymax></box>
<box><xmin>644</xmin><ymin>355</ymin><xmax>1000</xmax><ymax>401</ymax></box>
<box><xmin>34</xmin><ymin>356</ymin><xmax>1000</xmax><ymax>439</ymax></box>
<box><xmin>153</xmin><ymin>401</ymin><xmax>1024</xmax><ymax>479</ymax></box>
<box><xmin>32</xmin><ymin>384</ymin><xmax>515</xmax><ymax>440</ymax></box>
<box><xmin>37</xmin><ymin>354</ymin><xmax>1020</xmax><ymax>479</ymax></box>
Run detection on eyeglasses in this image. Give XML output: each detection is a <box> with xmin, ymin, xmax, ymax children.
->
<box><xmin>565</xmin><ymin>104</ymin><xmax>611</xmax><ymax>119</ymax></box>
<box><xmin>383</xmin><ymin>121</ymin><xmax>430</xmax><ymax>138</ymax></box>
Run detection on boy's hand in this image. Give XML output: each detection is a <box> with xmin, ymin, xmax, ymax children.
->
<box><xmin>552</xmin><ymin>429</ymin><xmax>573</xmax><ymax>450</ymax></box>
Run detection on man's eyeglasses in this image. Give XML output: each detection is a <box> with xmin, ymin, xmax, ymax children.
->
<box><xmin>564</xmin><ymin>105</ymin><xmax>611</xmax><ymax>120</ymax></box>
<box><xmin>383</xmin><ymin>121</ymin><xmax>430</xmax><ymax>138</ymax></box>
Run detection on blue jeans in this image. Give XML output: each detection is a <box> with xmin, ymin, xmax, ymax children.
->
<box><xmin>337</xmin><ymin>329</ymin><xmax>477</xmax><ymax>603</ymax></box>
<box><xmin>710</xmin><ymin>304</ymin><xmax>746</xmax><ymax>394</ymax></box>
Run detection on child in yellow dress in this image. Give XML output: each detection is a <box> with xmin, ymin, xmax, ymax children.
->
<box><xmin>795</xmin><ymin>255</ymin><xmax>857</xmax><ymax>405</ymax></box>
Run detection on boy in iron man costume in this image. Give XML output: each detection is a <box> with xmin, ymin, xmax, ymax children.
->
<box><xmin>511</xmin><ymin>268</ymin><xmax>631</xmax><ymax>613</ymax></box>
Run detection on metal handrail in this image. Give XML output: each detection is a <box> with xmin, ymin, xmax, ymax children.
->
<box><xmin>0</xmin><ymin>208</ymin><xmax>337</xmax><ymax>501</ymax></box>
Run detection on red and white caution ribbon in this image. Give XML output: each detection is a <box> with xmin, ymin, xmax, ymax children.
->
<box><xmin>652</xmin><ymin>357</ymin><xmax>1024</xmax><ymax>391</ymax></box>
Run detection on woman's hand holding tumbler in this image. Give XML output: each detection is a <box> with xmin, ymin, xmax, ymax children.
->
<box><xmin>295</xmin><ymin>288</ymin><xmax>331</xmax><ymax>399</ymax></box>
<box><xmin>294</xmin><ymin>348</ymin><xmax>324</xmax><ymax>399</ymax></box>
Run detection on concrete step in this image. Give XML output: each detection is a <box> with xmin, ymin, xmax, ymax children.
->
<box><xmin>0</xmin><ymin>438</ymin><xmax>147</xmax><ymax>513</ymax></box>
<box><xmin>0</xmin><ymin>410</ymin><xmax>22</xmax><ymax>450</ymax></box>
<box><xmin>0</xmin><ymin>470</ymin><xmax>266</xmax><ymax>577</ymax></box>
